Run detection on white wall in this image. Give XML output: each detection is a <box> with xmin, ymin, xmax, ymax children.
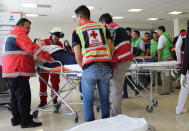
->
<box><xmin>29</xmin><ymin>21</ymin><xmax>77</xmax><ymax>45</ymax></box>
<box><xmin>29</xmin><ymin>21</ymin><xmax>176</xmax><ymax>44</ymax></box>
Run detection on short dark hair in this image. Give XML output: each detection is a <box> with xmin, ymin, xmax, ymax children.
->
<box><xmin>75</xmin><ymin>5</ymin><xmax>90</xmax><ymax>19</ymax></box>
<box><xmin>180</xmin><ymin>29</ymin><xmax>186</xmax><ymax>34</ymax></box>
<box><xmin>99</xmin><ymin>13</ymin><xmax>113</xmax><ymax>24</ymax></box>
<box><xmin>16</xmin><ymin>18</ymin><xmax>31</xmax><ymax>26</ymax></box>
<box><xmin>158</xmin><ymin>26</ymin><xmax>166</xmax><ymax>32</ymax></box>
<box><xmin>125</xmin><ymin>27</ymin><xmax>132</xmax><ymax>32</ymax></box>
<box><xmin>133</xmin><ymin>30</ymin><xmax>140</xmax><ymax>36</ymax></box>
<box><xmin>145</xmin><ymin>32</ymin><xmax>150</xmax><ymax>35</ymax></box>
<box><xmin>33</xmin><ymin>38</ymin><xmax>39</xmax><ymax>43</ymax></box>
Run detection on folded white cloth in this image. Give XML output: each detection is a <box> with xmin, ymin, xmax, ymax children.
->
<box><xmin>67</xmin><ymin>115</ymin><xmax>148</xmax><ymax>131</ymax></box>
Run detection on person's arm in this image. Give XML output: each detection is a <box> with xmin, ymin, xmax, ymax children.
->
<box><xmin>139</xmin><ymin>40</ymin><xmax>145</xmax><ymax>52</ymax></box>
<box><xmin>175</xmin><ymin>35</ymin><xmax>182</xmax><ymax>64</ymax></box>
<box><xmin>105</xmin><ymin>27</ymin><xmax>114</xmax><ymax>57</ymax></box>
<box><xmin>107</xmin><ymin>38</ymin><xmax>114</xmax><ymax>57</ymax></box>
<box><xmin>135</xmin><ymin>55</ymin><xmax>153</xmax><ymax>59</ymax></box>
<box><xmin>158</xmin><ymin>49</ymin><xmax>162</xmax><ymax>62</ymax></box>
<box><xmin>157</xmin><ymin>35</ymin><xmax>166</xmax><ymax>62</ymax></box>
<box><xmin>181</xmin><ymin>26</ymin><xmax>189</xmax><ymax>75</ymax></box>
<box><xmin>72</xmin><ymin>31</ymin><xmax>82</xmax><ymax>67</ymax></box>
<box><xmin>16</xmin><ymin>33</ymin><xmax>52</xmax><ymax>61</ymax></box>
<box><xmin>74</xmin><ymin>44</ymin><xmax>82</xmax><ymax>67</ymax></box>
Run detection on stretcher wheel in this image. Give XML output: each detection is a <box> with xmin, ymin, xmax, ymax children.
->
<box><xmin>153</xmin><ymin>99</ymin><xmax>158</xmax><ymax>107</ymax></box>
<box><xmin>32</xmin><ymin>110</ymin><xmax>39</xmax><ymax>118</ymax></box>
<box><xmin>146</xmin><ymin>105</ymin><xmax>153</xmax><ymax>113</ymax></box>
<box><xmin>73</xmin><ymin>113</ymin><xmax>79</xmax><ymax>123</ymax></box>
<box><xmin>96</xmin><ymin>104</ymin><xmax>100</xmax><ymax>112</ymax></box>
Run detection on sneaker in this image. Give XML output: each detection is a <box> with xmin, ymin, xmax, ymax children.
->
<box><xmin>122</xmin><ymin>94</ymin><xmax>128</xmax><ymax>99</ymax></box>
<box><xmin>176</xmin><ymin>108</ymin><xmax>187</xmax><ymax>115</ymax></box>
<box><xmin>21</xmin><ymin>121</ymin><xmax>42</xmax><ymax>128</ymax></box>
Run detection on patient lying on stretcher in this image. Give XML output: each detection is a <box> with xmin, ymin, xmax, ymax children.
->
<box><xmin>35</xmin><ymin>39</ymin><xmax>77</xmax><ymax>68</ymax></box>
<box><xmin>41</xmin><ymin>45</ymin><xmax>77</xmax><ymax>67</ymax></box>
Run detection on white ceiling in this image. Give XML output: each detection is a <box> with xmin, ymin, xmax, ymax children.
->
<box><xmin>0</xmin><ymin>0</ymin><xmax>189</xmax><ymax>24</ymax></box>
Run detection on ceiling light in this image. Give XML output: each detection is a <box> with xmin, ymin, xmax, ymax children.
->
<box><xmin>168</xmin><ymin>11</ymin><xmax>183</xmax><ymax>15</ymax></box>
<box><xmin>113</xmin><ymin>16</ymin><xmax>124</xmax><ymax>20</ymax></box>
<box><xmin>25</xmin><ymin>14</ymin><xmax>38</xmax><ymax>17</ymax></box>
<box><xmin>147</xmin><ymin>18</ymin><xmax>159</xmax><ymax>21</ymax></box>
<box><xmin>22</xmin><ymin>3</ymin><xmax>37</xmax><ymax>8</ymax></box>
<box><xmin>87</xmin><ymin>6</ymin><xmax>95</xmax><ymax>10</ymax></box>
<box><xmin>72</xmin><ymin>15</ymin><xmax>76</xmax><ymax>18</ymax></box>
<box><xmin>128</xmin><ymin>9</ymin><xmax>143</xmax><ymax>12</ymax></box>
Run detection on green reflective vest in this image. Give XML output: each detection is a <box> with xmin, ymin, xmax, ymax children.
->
<box><xmin>132</xmin><ymin>37</ymin><xmax>144</xmax><ymax>56</ymax></box>
<box><xmin>150</xmin><ymin>39</ymin><xmax>158</xmax><ymax>58</ymax></box>
<box><xmin>160</xmin><ymin>32</ymin><xmax>172</xmax><ymax>59</ymax></box>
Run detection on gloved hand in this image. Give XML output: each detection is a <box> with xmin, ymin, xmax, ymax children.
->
<box><xmin>181</xmin><ymin>74</ymin><xmax>187</xmax><ymax>88</ymax></box>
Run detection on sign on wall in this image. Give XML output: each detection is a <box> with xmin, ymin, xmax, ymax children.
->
<box><xmin>0</xmin><ymin>12</ymin><xmax>21</xmax><ymax>25</ymax></box>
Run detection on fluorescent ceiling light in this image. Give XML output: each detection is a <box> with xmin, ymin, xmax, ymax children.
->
<box><xmin>148</xmin><ymin>18</ymin><xmax>159</xmax><ymax>21</ymax></box>
<box><xmin>113</xmin><ymin>16</ymin><xmax>124</xmax><ymax>20</ymax></box>
<box><xmin>128</xmin><ymin>9</ymin><xmax>143</xmax><ymax>12</ymax></box>
<box><xmin>22</xmin><ymin>3</ymin><xmax>37</xmax><ymax>8</ymax></box>
<box><xmin>25</xmin><ymin>14</ymin><xmax>38</xmax><ymax>17</ymax></box>
<box><xmin>168</xmin><ymin>11</ymin><xmax>183</xmax><ymax>15</ymax></box>
<box><xmin>72</xmin><ymin>15</ymin><xmax>76</xmax><ymax>18</ymax></box>
<box><xmin>87</xmin><ymin>6</ymin><xmax>94</xmax><ymax>10</ymax></box>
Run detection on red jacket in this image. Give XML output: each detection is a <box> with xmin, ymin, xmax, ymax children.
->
<box><xmin>2</xmin><ymin>26</ymin><xmax>51</xmax><ymax>78</ymax></box>
<box><xmin>107</xmin><ymin>22</ymin><xmax>133</xmax><ymax>68</ymax></box>
<box><xmin>43</xmin><ymin>37</ymin><xmax>63</xmax><ymax>48</ymax></box>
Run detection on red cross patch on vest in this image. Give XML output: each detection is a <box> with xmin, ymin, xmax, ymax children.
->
<box><xmin>87</xmin><ymin>29</ymin><xmax>103</xmax><ymax>47</ymax></box>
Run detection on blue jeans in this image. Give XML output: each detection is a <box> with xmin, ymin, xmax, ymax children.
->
<box><xmin>82</xmin><ymin>64</ymin><xmax>111</xmax><ymax>122</ymax></box>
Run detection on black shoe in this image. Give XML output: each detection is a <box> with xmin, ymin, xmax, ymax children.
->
<box><xmin>21</xmin><ymin>121</ymin><xmax>42</xmax><ymax>128</ymax></box>
<box><xmin>11</xmin><ymin>118</ymin><xmax>20</xmax><ymax>126</ymax></box>
<box><xmin>122</xmin><ymin>94</ymin><xmax>128</xmax><ymax>99</ymax></box>
<box><xmin>135</xmin><ymin>91</ymin><xmax>139</xmax><ymax>96</ymax></box>
<box><xmin>38</xmin><ymin>102</ymin><xmax>47</xmax><ymax>108</ymax></box>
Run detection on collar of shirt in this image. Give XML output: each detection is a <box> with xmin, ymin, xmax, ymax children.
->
<box><xmin>107</xmin><ymin>22</ymin><xmax>119</xmax><ymax>27</ymax></box>
<box><xmin>79</xmin><ymin>20</ymin><xmax>95</xmax><ymax>27</ymax></box>
<box><xmin>11</xmin><ymin>26</ymin><xmax>27</xmax><ymax>34</ymax></box>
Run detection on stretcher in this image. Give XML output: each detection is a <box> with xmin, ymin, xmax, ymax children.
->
<box><xmin>128</xmin><ymin>60</ymin><xmax>179</xmax><ymax>113</ymax></box>
<box><xmin>32</xmin><ymin>61</ymin><xmax>82</xmax><ymax>123</ymax></box>
<box><xmin>34</xmin><ymin>60</ymin><xmax>179</xmax><ymax>116</ymax></box>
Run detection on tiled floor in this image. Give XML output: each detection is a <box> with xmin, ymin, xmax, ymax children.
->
<box><xmin>0</xmin><ymin>77</ymin><xmax>189</xmax><ymax>131</ymax></box>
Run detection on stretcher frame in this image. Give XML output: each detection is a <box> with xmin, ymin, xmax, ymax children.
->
<box><xmin>32</xmin><ymin>61</ymin><xmax>83</xmax><ymax>123</ymax></box>
<box><xmin>127</xmin><ymin>59</ymin><xmax>179</xmax><ymax>113</ymax></box>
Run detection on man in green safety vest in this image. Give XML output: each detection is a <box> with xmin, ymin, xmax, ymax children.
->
<box><xmin>135</xmin><ymin>31</ymin><xmax>159</xmax><ymax>62</ymax></box>
<box><xmin>157</xmin><ymin>26</ymin><xmax>173</xmax><ymax>95</ymax></box>
<box><xmin>132</xmin><ymin>30</ymin><xmax>145</xmax><ymax>57</ymax></box>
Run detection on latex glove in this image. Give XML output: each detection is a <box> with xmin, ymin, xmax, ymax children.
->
<box><xmin>181</xmin><ymin>74</ymin><xmax>187</xmax><ymax>88</ymax></box>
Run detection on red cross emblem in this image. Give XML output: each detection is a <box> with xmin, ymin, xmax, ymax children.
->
<box><xmin>90</xmin><ymin>31</ymin><xmax>98</xmax><ymax>39</ymax></box>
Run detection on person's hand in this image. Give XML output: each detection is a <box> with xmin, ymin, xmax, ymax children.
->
<box><xmin>48</xmin><ymin>57</ymin><xmax>55</xmax><ymax>64</ymax></box>
<box><xmin>181</xmin><ymin>74</ymin><xmax>187</xmax><ymax>88</ymax></box>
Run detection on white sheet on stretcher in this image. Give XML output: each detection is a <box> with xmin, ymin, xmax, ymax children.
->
<box><xmin>37</xmin><ymin>60</ymin><xmax>178</xmax><ymax>72</ymax></box>
<box><xmin>66</xmin><ymin>115</ymin><xmax>148</xmax><ymax>131</ymax></box>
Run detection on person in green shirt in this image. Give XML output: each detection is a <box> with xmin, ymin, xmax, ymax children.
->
<box><xmin>135</xmin><ymin>31</ymin><xmax>159</xmax><ymax>62</ymax></box>
<box><xmin>132</xmin><ymin>30</ymin><xmax>145</xmax><ymax>56</ymax></box>
<box><xmin>157</xmin><ymin>26</ymin><xmax>173</xmax><ymax>95</ymax></box>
